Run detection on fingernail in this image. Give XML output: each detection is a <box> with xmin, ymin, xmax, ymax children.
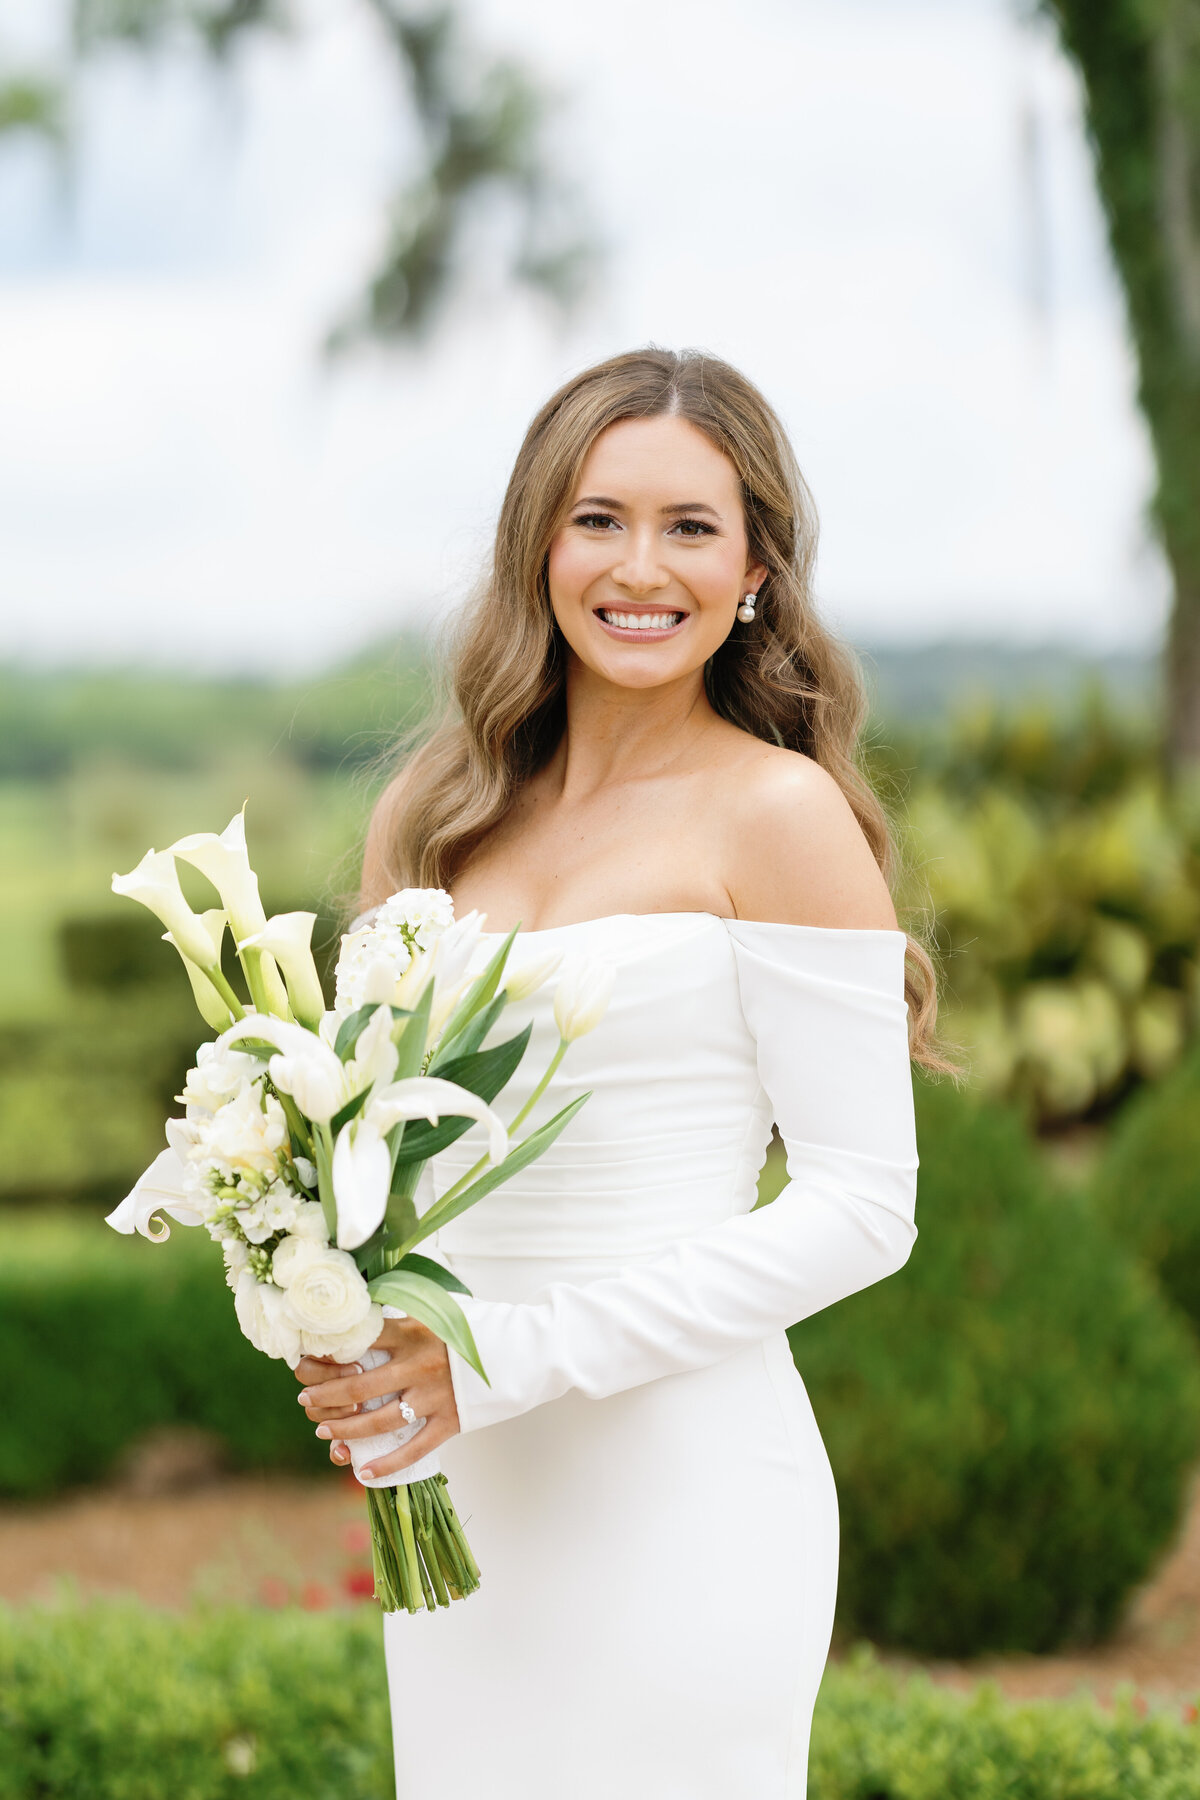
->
<box><xmin>359</xmin><ymin>1466</ymin><xmax>375</xmax><ymax>1480</ymax></box>
<box><xmin>332</xmin><ymin>1444</ymin><xmax>348</xmax><ymax>1461</ymax></box>
<box><xmin>349</xmin><ymin>1363</ymin><xmax>363</xmax><ymax>1375</ymax></box>
<box><xmin>315</xmin><ymin>1424</ymin><xmax>332</xmax><ymax>1440</ymax></box>
<box><xmin>297</xmin><ymin>1391</ymin><xmax>311</xmax><ymax>1406</ymax></box>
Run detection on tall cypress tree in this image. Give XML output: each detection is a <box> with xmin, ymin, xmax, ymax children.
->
<box><xmin>1040</xmin><ymin>0</ymin><xmax>1200</xmax><ymax>766</ymax></box>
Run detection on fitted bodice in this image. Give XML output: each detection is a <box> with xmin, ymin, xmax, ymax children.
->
<box><xmin>427</xmin><ymin>911</ymin><xmax>910</xmax><ymax>1264</ymax></box>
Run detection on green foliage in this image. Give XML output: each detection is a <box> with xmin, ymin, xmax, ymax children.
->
<box><xmin>1092</xmin><ymin>1043</ymin><xmax>1200</xmax><ymax>1334</ymax></box>
<box><xmin>789</xmin><ymin>1076</ymin><xmax>1200</xmax><ymax>1657</ymax></box>
<box><xmin>1</xmin><ymin>1607</ymin><xmax>1199</xmax><ymax>1799</ymax></box>
<box><xmin>0</xmin><ymin>1217</ymin><xmax>322</xmax><ymax>1496</ymax></box>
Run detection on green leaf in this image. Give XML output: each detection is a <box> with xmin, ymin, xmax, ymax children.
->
<box><xmin>392</xmin><ymin>981</ymin><xmax>434</xmax><ymax>1081</ymax></box>
<box><xmin>334</xmin><ymin>1002</ymin><xmax>411</xmax><ymax>1064</ymax></box>
<box><xmin>391</xmin><ymin>1023</ymin><xmax>533</xmax><ymax>1165</ymax></box>
<box><xmin>313</xmin><ymin>1125</ymin><xmax>337</xmax><ymax>1243</ymax></box>
<box><xmin>329</xmin><ymin>1086</ymin><xmax>370</xmax><ymax>1135</ymax></box>
<box><xmin>435</xmin><ymin>928</ymin><xmax>517</xmax><ymax>1049</ymax></box>
<box><xmin>367</xmin><ymin>1271</ymin><xmax>489</xmax><ymax>1382</ymax></box>
<box><xmin>429</xmin><ymin>992</ymin><xmax>507</xmax><ymax>1068</ymax></box>
<box><xmin>403</xmin><ymin>1093</ymin><xmax>591</xmax><ymax>1248</ymax></box>
<box><xmin>393</xmin><ymin>1252</ymin><xmax>473</xmax><ymax>1297</ymax></box>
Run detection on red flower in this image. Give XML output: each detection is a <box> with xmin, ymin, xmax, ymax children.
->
<box><xmin>343</xmin><ymin>1568</ymin><xmax>377</xmax><ymax>1600</ymax></box>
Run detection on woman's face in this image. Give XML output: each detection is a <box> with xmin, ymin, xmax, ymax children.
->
<box><xmin>546</xmin><ymin>414</ymin><xmax>768</xmax><ymax>691</ymax></box>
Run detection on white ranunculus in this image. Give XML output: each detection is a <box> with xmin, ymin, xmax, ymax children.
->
<box><xmin>111</xmin><ymin>848</ymin><xmax>220</xmax><ymax>970</ymax></box>
<box><xmin>238</xmin><ymin>911</ymin><xmax>326</xmax><ymax>1031</ymax></box>
<box><xmin>106</xmin><ymin>1144</ymin><xmax>205</xmax><ymax>1240</ymax></box>
<box><xmin>234</xmin><ymin>1270</ymin><xmax>302</xmax><ymax>1364</ymax></box>
<box><xmin>297</xmin><ymin>1304</ymin><xmax>384</xmax><ymax>1364</ymax></box>
<box><xmin>290</xmin><ymin>1200</ymin><xmax>330</xmax><ymax>1241</ymax></box>
<box><xmin>269</xmin><ymin>1232</ymin><xmax>325</xmax><ymax>1286</ymax></box>
<box><xmin>553</xmin><ymin>956</ymin><xmax>616</xmax><ymax>1042</ymax></box>
<box><xmin>179</xmin><ymin>1039</ymin><xmax>261</xmax><ymax>1115</ymax></box>
<box><xmin>504</xmin><ymin>947</ymin><xmax>563</xmax><ymax>1003</ymax></box>
<box><xmin>194</xmin><ymin>1083</ymin><xmax>287</xmax><ymax>1177</ymax></box>
<box><xmin>279</xmin><ymin>1245</ymin><xmax>373</xmax><ymax>1337</ymax></box>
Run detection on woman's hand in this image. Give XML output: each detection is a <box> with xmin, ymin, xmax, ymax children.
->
<box><xmin>293</xmin><ymin>1317</ymin><xmax>461</xmax><ymax>1480</ymax></box>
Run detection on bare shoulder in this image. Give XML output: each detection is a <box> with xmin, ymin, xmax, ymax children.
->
<box><xmin>718</xmin><ymin>738</ymin><xmax>898</xmax><ymax>931</ymax></box>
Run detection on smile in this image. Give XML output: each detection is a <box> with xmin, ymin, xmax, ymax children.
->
<box><xmin>595</xmin><ymin>608</ymin><xmax>687</xmax><ymax>637</ymax></box>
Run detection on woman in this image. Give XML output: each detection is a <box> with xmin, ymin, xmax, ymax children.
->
<box><xmin>295</xmin><ymin>347</ymin><xmax>946</xmax><ymax>1797</ymax></box>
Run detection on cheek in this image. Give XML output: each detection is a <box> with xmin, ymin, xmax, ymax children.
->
<box><xmin>547</xmin><ymin>534</ymin><xmax>598</xmax><ymax>604</ymax></box>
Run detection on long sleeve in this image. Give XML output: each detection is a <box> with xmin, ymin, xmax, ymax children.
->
<box><xmin>446</xmin><ymin>920</ymin><xmax>919</xmax><ymax>1435</ymax></box>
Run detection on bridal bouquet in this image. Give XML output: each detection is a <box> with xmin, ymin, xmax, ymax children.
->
<box><xmin>105</xmin><ymin>808</ymin><xmax>612</xmax><ymax>1614</ymax></box>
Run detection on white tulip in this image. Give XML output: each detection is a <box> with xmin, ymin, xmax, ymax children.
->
<box><xmin>106</xmin><ymin>1144</ymin><xmax>205</xmax><ymax>1240</ymax></box>
<box><xmin>504</xmin><ymin>947</ymin><xmax>563</xmax><ymax>1003</ymax></box>
<box><xmin>345</xmin><ymin>1003</ymin><xmax>399</xmax><ymax>1092</ymax></box>
<box><xmin>239</xmin><ymin>911</ymin><xmax>326</xmax><ymax>1030</ymax></box>
<box><xmin>553</xmin><ymin>956</ymin><xmax>616</xmax><ymax>1042</ymax></box>
<box><xmin>112</xmin><ymin>848</ymin><xmax>219</xmax><ymax>970</ymax></box>
<box><xmin>222</xmin><ymin>1015</ymin><xmax>348</xmax><ymax>1124</ymax></box>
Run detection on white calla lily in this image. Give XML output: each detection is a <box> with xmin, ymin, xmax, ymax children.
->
<box><xmin>164</xmin><ymin>908</ymin><xmax>232</xmax><ymax>1031</ymax></box>
<box><xmin>553</xmin><ymin>955</ymin><xmax>616</xmax><ymax>1042</ymax></box>
<box><xmin>168</xmin><ymin>808</ymin><xmax>266</xmax><ymax>941</ymax></box>
<box><xmin>111</xmin><ymin>848</ymin><xmax>220</xmax><ymax>970</ymax></box>
<box><xmin>330</xmin><ymin>1076</ymin><xmax>509</xmax><ymax>1250</ymax></box>
<box><xmin>106</xmin><ymin>1143</ymin><xmax>204</xmax><ymax>1240</ymax></box>
<box><xmin>239</xmin><ymin>911</ymin><xmax>326</xmax><ymax>1029</ymax></box>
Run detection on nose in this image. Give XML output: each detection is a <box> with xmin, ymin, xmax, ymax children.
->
<box><xmin>610</xmin><ymin>527</ymin><xmax>671</xmax><ymax>597</ymax></box>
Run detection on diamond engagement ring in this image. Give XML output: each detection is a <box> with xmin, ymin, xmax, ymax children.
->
<box><xmin>398</xmin><ymin>1398</ymin><xmax>420</xmax><ymax>1428</ymax></box>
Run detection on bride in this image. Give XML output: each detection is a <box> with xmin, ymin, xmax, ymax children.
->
<box><xmin>295</xmin><ymin>347</ymin><xmax>946</xmax><ymax>1797</ymax></box>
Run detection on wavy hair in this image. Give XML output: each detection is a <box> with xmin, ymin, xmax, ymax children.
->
<box><xmin>363</xmin><ymin>346</ymin><xmax>953</xmax><ymax>1072</ymax></box>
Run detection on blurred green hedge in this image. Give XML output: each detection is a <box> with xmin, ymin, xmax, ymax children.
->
<box><xmin>0</xmin><ymin>1605</ymin><xmax>1197</xmax><ymax>1800</ymax></box>
<box><xmin>0</xmin><ymin>1219</ymin><xmax>322</xmax><ymax>1496</ymax></box>
<box><xmin>1092</xmin><ymin>1044</ymin><xmax>1200</xmax><ymax>1337</ymax></box>
<box><xmin>790</xmin><ymin>1076</ymin><xmax>1200</xmax><ymax>1657</ymax></box>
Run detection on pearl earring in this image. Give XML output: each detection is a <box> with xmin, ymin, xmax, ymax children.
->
<box><xmin>737</xmin><ymin>592</ymin><xmax>758</xmax><ymax>624</ymax></box>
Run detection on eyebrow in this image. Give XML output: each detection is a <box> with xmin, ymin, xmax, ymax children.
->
<box><xmin>573</xmin><ymin>494</ymin><xmax>722</xmax><ymax>518</ymax></box>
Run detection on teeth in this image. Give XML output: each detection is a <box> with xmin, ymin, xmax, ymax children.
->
<box><xmin>598</xmin><ymin>610</ymin><xmax>683</xmax><ymax>631</ymax></box>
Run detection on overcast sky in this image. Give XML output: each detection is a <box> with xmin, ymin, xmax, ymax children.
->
<box><xmin>0</xmin><ymin>0</ymin><xmax>1171</xmax><ymax>674</ymax></box>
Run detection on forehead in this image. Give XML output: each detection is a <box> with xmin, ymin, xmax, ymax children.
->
<box><xmin>575</xmin><ymin>414</ymin><xmax>742</xmax><ymax>507</ymax></box>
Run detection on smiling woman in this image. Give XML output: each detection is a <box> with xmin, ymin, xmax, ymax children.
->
<box><xmin>297</xmin><ymin>347</ymin><xmax>953</xmax><ymax>1800</ymax></box>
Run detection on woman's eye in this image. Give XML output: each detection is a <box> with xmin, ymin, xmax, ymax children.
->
<box><xmin>573</xmin><ymin>512</ymin><xmax>618</xmax><ymax>530</ymax></box>
<box><xmin>671</xmin><ymin>518</ymin><xmax>716</xmax><ymax>537</ymax></box>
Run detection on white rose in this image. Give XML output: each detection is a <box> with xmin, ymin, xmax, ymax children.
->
<box><xmin>179</xmin><ymin>1041</ymin><xmax>261</xmax><ymax>1115</ymax></box>
<box><xmin>297</xmin><ymin>1304</ymin><xmax>384</xmax><ymax>1364</ymax></box>
<box><xmin>279</xmin><ymin>1245</ymin><xmax>373</xmax><ymax>1337</ymax></box>
<box><xmin>270</xmin><ymin>1232</ymin><xmax>325</xmax><ymax>1285</ymax></box>
<box><xmin>233</xmin><ymin>1270</ymin><xmax>302</xmax><ymax>1365</ymax></box>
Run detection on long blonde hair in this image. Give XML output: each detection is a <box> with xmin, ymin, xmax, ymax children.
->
<box><xmin>364</xmin><ymin>346</ymin><xmax>952</xmax><ymax>1072</ymax></box>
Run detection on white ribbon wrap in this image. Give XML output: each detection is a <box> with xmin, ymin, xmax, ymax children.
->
<box><xmin>349</xmin><ymin>1304</ymin><xmax>443</xmax><ymax>1489</ymax></box>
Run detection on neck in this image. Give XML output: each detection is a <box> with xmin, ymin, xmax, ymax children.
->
<box><xmin>548</xmin><ymin>655</ymin><xmax>717</xmax><ymax>801</ymax></box>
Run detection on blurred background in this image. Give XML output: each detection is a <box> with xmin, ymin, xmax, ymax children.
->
<box><xmin>6</xmin><ymin>1</ymin><xmax>1200</xmax><ymax>1793</ymax></box>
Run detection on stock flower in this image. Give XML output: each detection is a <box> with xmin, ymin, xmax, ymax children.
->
<box><xmin>111</xmin><ymin>848</ymin><xmax>221</xmax><ymax>971</ymax></box>
<box><xmin>553</xmin><ymin>957</ymin><xmax>616</xmax><ymax>1042</ymax></box>
<box><xmin>239</xmin><ymin>911</ymin><xmax>326</xmax><ymax>1031</ymax></box>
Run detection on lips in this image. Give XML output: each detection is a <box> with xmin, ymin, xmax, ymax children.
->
<box><xmin>594</xmin><ymin>607</ymin><xmax>687</xmax><ymax>637</ymax></box>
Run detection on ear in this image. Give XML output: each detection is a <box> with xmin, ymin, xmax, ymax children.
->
<box><xmin>742</xmin><ymin>557</ymin><xmax>769</xmax><ymax>596</ymax></box>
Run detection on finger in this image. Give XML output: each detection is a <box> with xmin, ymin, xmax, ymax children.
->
<box><xmin>297</xmin><ymin>1357</ymin><xmax>419</xmax><ymax>1413</ymax></box>
<box><xmin>316</xmin><ymin>1397</ymin><xmax>424</xmax><ymax>1442</ymax></box>
<box><xmin>303</xmin><ymin>1401</ymin><xmax>360</xmax><ymax>1424</ymax></box>
<box><xmin>359</xmin><ymin>1419</ymin><xmax>453</xmax><ymax>1482</ymax></box>
<box><xmin>294</xmin><ymin>1357</ymin><xmax>363</xmax><ymax>1387</ymax></box>
<box><xmin>329</xmin><ymin>1441</ymin><xmax>351</xmax><ymax>1467</ymax></box>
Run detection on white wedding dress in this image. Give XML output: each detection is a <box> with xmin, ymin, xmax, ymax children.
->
<box><xmin>383</xmin><ymin>911</ymin><xmax>919</xmax><ymax>1799</ymax></box>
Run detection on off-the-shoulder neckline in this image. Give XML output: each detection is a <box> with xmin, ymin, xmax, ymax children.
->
<box><xmin>475</xmin><ymin>910</ymin><xmax>905</xmax><ymax>940</ymax></box>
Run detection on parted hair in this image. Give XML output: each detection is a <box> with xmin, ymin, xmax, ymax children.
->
<box><xmin>363</xmin><ymin>346</ymin><xmax>952</xmax><ymax>1072</ymax></box>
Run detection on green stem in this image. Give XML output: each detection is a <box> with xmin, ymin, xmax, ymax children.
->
<box><xmin>506</xmin><ymin>1037</ymin><xmax>568</xmax><ymax>1135</ymax></box>
<box><xmin>205</xmin><ymin>965</ymin><xmax>246</xmax><ymax>1021</ymax></box>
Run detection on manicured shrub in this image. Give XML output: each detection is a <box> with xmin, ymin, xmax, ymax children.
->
<box><xmin>0</xmin><ymin>1216</ymin><xmax>323</xmax><ymax>1496</ymax></box>
<box><xmin>1091</xmin><ymin>1044</ymin><xmax>1200</xmax><ymax>1334</ymax></box>
<box><xmin>789</xmin><ymin>1076</ymin><xmax>1200</xmax><ymax>1657</ymax></box>
<box><xmin>2</xmin><ymin>1605</ymin><xmax>1199</xmax><ymax>1799</ymax></box>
